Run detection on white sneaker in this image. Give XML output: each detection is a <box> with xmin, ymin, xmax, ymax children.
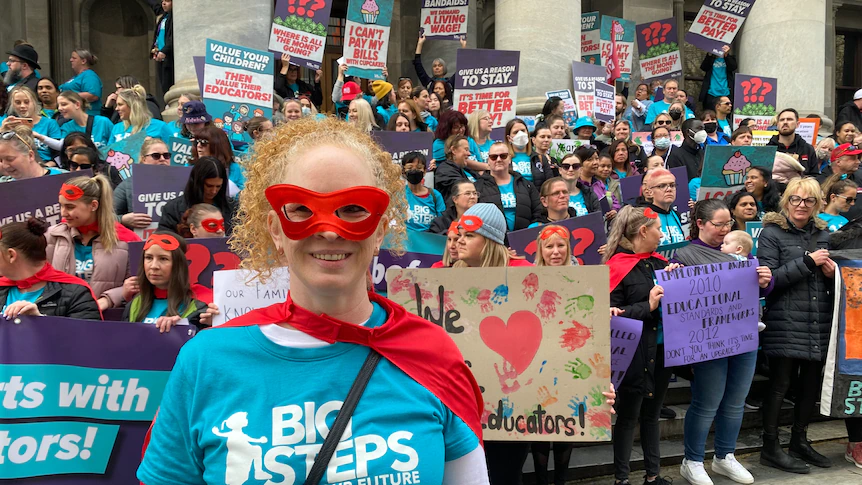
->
<box><xmin>681</xmin><ymin>458</ymin><xmax>714</xmax><ymax>485</ymax></box>
<box><xmin>712</xmin><ymin>453</ymin><xmax>754</xmax><ymax>484</ymax></box>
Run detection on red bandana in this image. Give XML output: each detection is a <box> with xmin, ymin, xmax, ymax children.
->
<box><xmin>607</xmin><ymin>251</ymin><xmax>668</xmax><ymax>291</ymax></box>
<box><xmin>0</xmin><ymin>263</ymin><xmax>102</xmax><ymax>317</ymax></box>
<box><xmin>59</xmin><ymin>184</ymin><xmax>85</xmax><ymax>201</ymax></box>
<box><xmin>76</xmin><ymin>222</ymin><xmax>100</xmax><ymax>235</ymax></box>
<box><xmin>153</xmin><ymin>288</ymin><xmax>168</xmax><ymax>299</ymax></box>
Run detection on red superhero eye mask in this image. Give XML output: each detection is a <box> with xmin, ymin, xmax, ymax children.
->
<box><xmin>60</xmin><ymin>184</ymin><xmax>85</xmax><ymax>201</ymax></box>
<box><xmin>457</xmin><ymin>215</ymin><xmax>483</xmax><ymax>232</ymax></box>
<box><xmin>540</xmin><ymin>225</ymin><xmax>569</xmax><ymax>241</ymax></box>
<box><xmin>265</xmin><ymin>185</ymin><xmax>390</xmax><ymax>241</ymax></box>
<box><xmin>144</xmin><ymin>234</ymin><xmax>180</xmax><ymax>251</ymax></box>
<box><xmin>201</xmin><ymin>218</ymin><xmax>225</xmax><ymax>233</ymax></box>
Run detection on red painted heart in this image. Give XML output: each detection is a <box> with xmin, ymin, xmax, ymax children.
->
<box><xmin>479</xmin><ymin>310</ymin><xmax>543</xmax><ymax>375</ymax></box>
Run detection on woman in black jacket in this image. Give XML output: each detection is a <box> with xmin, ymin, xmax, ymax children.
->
<box><xmin>274</xmin><ymin>54</ymin><xmax>323</xmax><ymax>107</ymax></box>
<box><xmin>757</xmin><ymin>177</ymin><xmax>836</xmax><ymax>472</ymax></box>
<box><xmin>0</xmin><ymin>218</ymin><xmax>101</xmax><ymax>320</ymax></box>
<box><xmin>429</xmin><ymin>179</ymin><xmax>478</xmax><ymax>234</ymax></box>
<box><xmin>159</xmin><ymin>157</ymin><xmax>237</xmax><ymax>235</ymax></box>
<box><xmin>150</xmin><ymin>0</ymin><xmax>174</xmax><ymax>95</ymax></box>
<box><xmin>604</xmin><ymin>206</ymin><xmax>678</xmax><ymax>485</ymax></box>
<box><xmin>434</xmin><ymin>135</ymin><xmax>480</xmax><ymax>204</ymax></box>
<box><xmin>537</xmin><ymin>176</ymin><xmax>599</xmax><ymax>224</ymax></box>
<box><xmin>476</xmin><ymin>142</ymin><xmax>542</xmax><ymax>231</ymax></box>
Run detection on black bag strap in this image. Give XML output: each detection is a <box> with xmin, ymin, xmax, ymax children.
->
<box><xmin>84</xmin><ymin>114</ymin><xmax>95</xmax><ymax>140</ymax></box>
<box><xmin>303</xmin><ymin>350</ymin><xmax>381</xmax><ymax>485</ymax></box>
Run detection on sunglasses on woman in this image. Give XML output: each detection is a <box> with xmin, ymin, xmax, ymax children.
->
<box><xmin>68</xmin><ymin>161</ymin><xmax>92</xmax><ymax>170</ymax></box>
<box><xmin>654</xmin><ymin>120</ymin><xmax>672</xmax><ymax>126</ymax></box>
<box><xmin>190</xmin><ymin>139</ymin><xmax>209</xmax><ymax>146</ymax></box>
<box><xmin>560</xmin><ymin>162</ymin><xmax>582</xmax><ymax>171</ymax></box>
<box><xmin>147</xmin><ymin>152</ymin><xmax>172</xmax><ymax>160</ymax></box>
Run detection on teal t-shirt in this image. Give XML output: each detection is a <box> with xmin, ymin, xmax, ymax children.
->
<box><xmin>74</xmin><ymin>240</ymin><xmax>94</xmax><ymax>282</ymax></box>
<box><xmin>137</xmin><ymin>302</ymin><xmax>479</xmax><ymax>485</ymax></box>
<box><xmin>708</xmin><ymin>57</ymin><xmax>730</xmax><ymax>97</ymax></box>
<box><xmin>657</xmin><ymin>210</ymin><xmax>686</xmax><ymax>246</ymax></box>
<box><xmin>432</xmin><ymin>137</ymin><xmax>482</xmax><ymax>164</ymax></box>
<box><xmin>2</xmin><ymin>286</ymin><xmax>46</xmax><ymax>313</ymax></box>
<box><xmin>143</xmin><ymin>298</ymin><xmax>170</xmax><ymax>324</ymax></box>
<box><xmin>59</xmin><ymin>69</ymin><xmax>103</xmax><ymax>117</ymax></box>
<box><xmin>568</xmin><ymin>191</ymin><xmax>588</xmax><ymax>216</ymax></box>
<box><xmin>110</xmin><ymin>118</ymin><xmax>173</xmax><ymax>144</ymax></box>
<box><xmin>405</xmin><ymin>187</ymin><xmax>445</xmax><ymax>232</ymax></box>
<box><xmin>645</xmin><ymin>100</ymin><xmax>694</xmax><ymax>124</ymax></box>
<box><xmin>717</xmin><ymin>118</ymin><xmax>732</xmax><ymax>138</ymax></box>
<box><xmin>613</xmin><ymin>169</ymin><xmax>628</xmax><ymax>179</ymax></box>
<box><xmin>475</xmin><ymin>138</ymin><xmax>495</xmax><ymax>164</ymax></box>
<box><xmin>499</xmin><ymin>179</ymin><xmax>517</xmax><ymax>230</ymax></box>
<box><xmin>689</xmin><ymin>177</ymin><xmax>701</xmax><ymax>201</ymax></box>
<box><xmin>511</xmin><ymin>152</ymin><xmax>532</xmax><ymax>182</ymax></box>
<box><xmin>60</xmin><ymin>115</ymin><xmax>114</xmax><ymax>148</ymax></box>
<box><xmin>156</xmin><ymin>15</ymin><xmax>169</xmax><ymax>50</ymax></box>
<box><xmin>818</xmin><ymin>212</ymin><xmax>849</xmax><ymax>233</ymax></box>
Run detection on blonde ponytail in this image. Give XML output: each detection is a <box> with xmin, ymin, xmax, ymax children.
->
<box><xmin>65</xmin><ymin>175</ymin><xmax>119</xmax><ymax>251</ymax></box>
<box><xmin>602</xmin><ymin>206</ymin><xmax>657</xmax><ymax>263</ymax></box>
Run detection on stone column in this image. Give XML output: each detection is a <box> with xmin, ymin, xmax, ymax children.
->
<box><xmin>49</xmin><ymin>0</ymin><xmax>76</xmax><ymax>82</ymax></box>
<box><xmin>738</xmin><ymin>0</ymin><xmax>827</xmax><ymax>115</ymax></box>
<box><xmin>495</xmin><ymin>0</ymin><xmax>581</xmax><ymax>115</ymax></box>
<box><xmin>825</xmin><ymin>0</ymin><xmax>841</xmax><ymax>120</ymax></box>
<box><xmin>163</xmin><ymin>0</ymin><xmax>271</xmax><ymax>120</ymax></box>
<box><xmin>673</xmin><ymin>0</ymin><xmax>685</xmax><ymax>84</ymax></box>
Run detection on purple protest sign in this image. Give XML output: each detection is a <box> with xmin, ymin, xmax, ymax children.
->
<box><xmin>685</xmin><ymin>0</ymin><xmax>756</xmax><ymax>56</ymax></box>
<box><xmin>656</xmin><ymin>259</ymin><xmax>760</xmax><ymax>366</ymax></box>
<box><xmin>373</xmin><ymin>131</ymin><xmax>435</xmax><ymax>164</ymax></box>
<box><xmin>0</xmin><ymin>315</ymin><xmax>193</xmax><ymax>482</ymax></box>
<box><xmin>194</xmin><ymin>55</ymin><xmax>205</xmax><ymax>94</ymax></box>
<box><xmin>454</xmin><ymin>48</ymin><xmax>520</xmax><ymax>128</ymax></box>
<box><xmin>733</xmin><ymin>74</ymin><xmax>777</xmax><ymax>130</ymax></box>
<box><xmin>506</xmin><ymin>212</ymin><xmax>607</xmax><ymax>265</ymax></box>
<box><xmin>571</xmin><ymin>61</ymin><xmax>606</xmax><ymax>118</ymax></box>
<box><xmin>372</xmin><ymin>231</ymin><xmax>446</xmax><ymax>294</ymax></box>
<box><xmin>131</xmin><ymin>164</ymin><xmax>191</xmax><ymax>225</ymax></box>
<box><xmin>593</xmin><ymin>81</ymin><xmax>615</xmax><ymax>124</ymax></box>
<box><xmin>130</xmin><ymin>237</ymin><xmax>241</xmax><ymax>290</ymax></box>
<box><xmin>618</xmin><ymin>166</ymin><xmax>689</xmax><ymax>209</ymax></box>
<box><xmin>0</xmin><ymin>170</ymin><xmax>92</xmax><ymax>227</ymax></box>
<box><xmin>420</xmin><ymin>0</ymin><xmax>469</xmax><ymax>40</ymax></box>
<box><xmin>636</xmin><ymin>18</ymin><xmax>682</xmax><ymax>80</ymax></box>
<box><xmin>269</xmin><ymin>0</ymin><xmax>334</xmax><ymax>70</ymax></box>
<box><xmin>611</xmin><ymin>316</ymin><xmax>642</xmax><ymax>389</ymax></box>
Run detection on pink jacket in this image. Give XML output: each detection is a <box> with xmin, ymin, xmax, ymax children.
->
<box><xmin>45</xmin><ymin>224</ymin><xmax>130</xmax><ymax>308</ymax></box>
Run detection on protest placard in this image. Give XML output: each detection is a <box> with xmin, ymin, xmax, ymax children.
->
<box><xmin>600</xmin><ymin>16</ymin><xmax>635</xmax><ymax>82</ymax></box>
<box><xmin>169</xmin><ymin>136</ymin><xmax>194</xmax><ymax>166</ymax></box>
<box><xmin>686</xmin><ymin>0</ymin><xmax>757</xmax><ymax>56</ymax></box>
<box><xmin>581</xmin><ymin>12</ymin><xmax>601</xmax><ymax>64</ymax></box>
<box><xmin>203</xmin><ymin>39</ymin><xmax>274</xmax><ymax>145</ymax></box>
<box><xmin>657</xmin><ymin>260</ymin><xmax>760</xmax><ymax>366</ymax></box>
<box><xmin>750</xmin><ymin>130</ymin><xmax>778</xmax><ymax>147</ymax></box>
<box><xmin>194</xmin><ymin>56</ymin><xmax>205</xmax><ymax>93</ymax></box>
<box><xmin>797</xmin><ymin>118</ymin><xmax>821</xmax><ymax>146</ymax></box>
<box><xmin>372</xmin><ymin>231</ymin><xmax>446</xmax><ymax>294</ymax></box>
<box><xmin>746</xmin><ymin>221</ymin><xmax>762</xmax><ymax>256</ymax></box>
<box><xmin>343</xmin><ymin>0</ymin><xmax>393</xmax><ymax>81</ymax></box>
<box><xmin>101</xmin><ymin>131</ymin><xmax>147</xmax><ymax>180</ymax></box>
<box><xmin>454</xmin><ymin>48</ymin><xmax>520</xmax><ymax>128</ymax></box>
<box><xmin>619</xmin><ymin>166</ymin><xmax>690</xmax><ymax>208</ymax></box>
<box><xmin>212</xmin><ymin>267</ymin><xmax>291</xmax><ymax>326</ymax></box>
<box><xmin>0</xmin><ymin>171</ymin><xmax>91</xmax><ymax>226</ymax></box>
<box><xmin>506</xmin><ymin>212</ymin><xmax>607</xmax><ymax>266</ymax></box>
<box><xmin>636</xmin><ymin>18</ymin><xmax>682</xmax><ymax>80</ymax></box>
<box><xmin>610</xmin><ymin>316</ymin><xmax>642</xmax><ymax>390</ymax></box>
<box><xmin>571</xmin><ymin>61</ymin><xmax>606</xmax><ymax>119</ymax></box>
<box><xmin>821</xmin><ymin>259</ymin><xmax>862</xmax><ymax>417</ymax></box>
<box><xmin>0</xmin><ymin>316</ymin><xmax>193</xmax><ymax>481</ymax></box>
<box><xmin>269</xmin><ymin>0</ymin><xmax>333</xmax><ymax>70</ymax></box>
<box><xmin>548</xmin><ymin>139</ymin><xmax>589</xmax><ymax>163</ymax></box>
<box><xmin>631</xmin><ymin>130</ymin><xmax>683</xmax><ymax>154</ymax></box>
<box><xmin>373</xmin><ymin>131</ymin><xmax>435</xmax><ymax>164</ymax></box>
<box><xmin>129</xmin><ymin>237</ymin><xmax>241</xmax><ymax>290</ymax></box>
<box><xmin>132</xmin><ymin>164</ymin><xmax>191</xmax><ymax>227</ymax></box>
<box><xmin>698</xmin><ymin>145</ymin><xmax>777</xmax><ymax>200</ymax></box>
<box><xmin>420</xmin><ymin>0</ymin><xmax>469</xmax><ymax>39</ymax></box>
<box><xmin>733</xmin><ymin>74</ymin><xmax>777</xmax><ymax>130</ymax></box>
<box><xmin>387</xmin><ymin>266</ymin><xmax>613</xmax><ymax>441</ymax></box>
<box><xmin>593</xmin><ymin>81</ymin><xmax>616</xmax><ymax>124</ymax></box>
<box><xmin>546</xmin><ymin>90</ymin><xmax>578</xmax><ymax>127</ymax></box>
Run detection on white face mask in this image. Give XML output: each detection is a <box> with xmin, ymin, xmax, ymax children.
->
<box><xmin>691</xmin><ymin>129</ymin><xmax>708</xmax><ymax>145</ymax></box>
<box><xmin>511</xmin><ymin>132</ymin><xmax>529</xmax><ymax>149</ymax></box>
<box><xmin>301</xmin><ymin>107</ymin><xmax>311</xmax><ymax>116</ymax></box>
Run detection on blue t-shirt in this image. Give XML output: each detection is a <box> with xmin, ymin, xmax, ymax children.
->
<box><xmin>424</xmin><ymin>113</ymin><xmax>439</xmax><ymax>132</ymax></box>
<box><xmin>657</xmin><ymin>210</ymin><xmax>686</xmax><ymax>246</ymax></box>
<box><xmin>0</xmin><ymin>115</ymin><xmax>61</xmax><ymax>161</ymax></box>
<box><xmin>818</xmin><ymin>213</ymin><xmax>849</xmax><ymax>233</ymax></box>
<box><xmin>689</xmin><ymin>177</ymin><xmax>701</xmax><ymax>201</ymax></box>
<box><xmin>144</xmin><ymin>298</ymin><xmax>170</xmax><ymax>324</ymax></box>
<box><xmin>613</xmin><ymin>169</ymin><xmax>628</xmax><ymax>179</ymax></box>
<box><xmin>59</xmin><ymin>70</ymin><xmax>103</xmax><ymax>117</ymax></box>
<box><xmin>431</xmin><ymin>137</ymin><xmax>482</xmax><ymax>164</ymax></box>
<box><xmin>568</xmin><ymin>191</ymin><xmax>588</xmax><ymax>216</ymax></box>
<box><xmin>475</xmin><ymin>138</ymin><xmax>495</xmax><ymax>164</ymax></box>
<box><xmin>137</xmin><ymin>302</ymin><xmax>478</xmax><ymax>485</ymax></box>
<box><xmin>74</xmin><ymin>240</ymin><xmax>94</xmax><ymax>282</ymax></box>
<box><xmin>708</xmin><ymin>58</ymin><xmax>730</xmax><ymax>97</ymax></box>
<box><xmin>2</xmin><ymin>286</ymin><xmax>46</xmax><ymax>313</ymax></box>
<box><xmin>717</xmin><ymin>118</ymin><xmax>732</xmax><ymax>138</ymax></box>
<box><xmin>405</xmin><ymin>187</ymin><xmax>445</xmax><ymax>232</ymax></box>
<box><xmin>156</xmin><ymin>15</ymin><xmax>169</xmax><ymax>51</ymax></box>
<box><xmin>499</xmin><ymin>179</ymin><xmax>517</xmax><ymax>230</ymax></box>
<box><xmin>111</xmin><ymin>118</ymin><xmax>173</xmax><ymax>144</ymax></box>
<box><xmin>705</xmin><ymin>133</ymin><xmax>730</xmax><ymax>146</ymax></box>
<box><xmin>511</xmin><ymin>152</ymin><xmax>532</xmax><ymax>182</ymax></box>
<box><xmin>60</xmin><ymin>115</ymin><xmax>114</xmax><ymax>148</ymax></box>
<box><xmin>644</xmin><ymin>100</ymin><xmax>694</xmax><ymax>124</ymax></box>
<box><xmin>229</xmin><ymin>162</ymin><xmax>247</xmax><ymax>191</ymax></box>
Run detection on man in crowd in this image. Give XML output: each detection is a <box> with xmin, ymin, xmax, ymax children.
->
<box><xmin>37</xmin><ymin>77</ymin><xmax>65</xmax><ymax>124</ymax></box>
<box><xmin>836</xmin><ymin>88</ymin><xmax>862</xmax><ymax>132</ymax></box>
<box><xmin>699</xmin><ymin>45</ymin><xmax>736</xmax><ymax>112</ymax></box>
<box><xmin>615</xmin><ymin>94</ymin><xmax>627</xmax><ymax>121</ymax></box>
<box><xmin>715</xmin><ymin>96</ymin><xmax>733</xmax><ymax>137</ymax></box>
<box><xmin>645</xmin><ymin>78</ymin><xmax>693</xmax><ymax>125</ymax></box>
<box><xmin>767</xmin><ymin>108</ymin><xmax>819</xmax><ymax>175</ymax></box>
<box><xmin>667</xmin><ymin>118</ymin><xmax>705</xmax><ymax>181</ymax></box>
<box><xmin>5</xmin><ymin>44</ymin><xmax>40</xmax><ymax>92</ymax></box>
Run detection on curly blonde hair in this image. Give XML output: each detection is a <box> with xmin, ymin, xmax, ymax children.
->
<box><xmin>230</xmin><ymin>117</ymin><xmax>407</xmax><ymax>283</ymax></box>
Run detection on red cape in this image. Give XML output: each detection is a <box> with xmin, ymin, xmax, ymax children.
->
<box><xmin>115</xmin><ymin>222</ymin><xmax>142</xmax><ymax>243</ymax></box>
<box><xmin>221</xmin><ymin>292</ymin><xmax>484</xmax><ymax>444</ymax></box>
<box><xmin>607</xmin><ymin>251</ymin><xmax>667</xmax><ymax>291</ymax></box>
<box><xmin>0</xmin><ymin>263</ymin><xmax>103</xmax><ymax>319</ymax></box>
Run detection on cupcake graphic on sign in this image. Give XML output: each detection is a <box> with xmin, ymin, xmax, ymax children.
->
<box><xmin>722</xmin><ymin>150</ymin><xmax>752</xmax><ymax>185</ymax></box>
<box><xmin>361</xmin><ymin>0</ymin><xmax>380</xmax><ymax>24</ymax></box>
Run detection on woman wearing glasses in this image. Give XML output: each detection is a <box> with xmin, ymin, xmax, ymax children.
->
<box><xmin>1</xmin><ymin>86</ymin><xmax>61</xmax><ymax>162</ymax></box>
<box><xmin>429</xmin><ymin>179</ymin><xmax>478</xmax><ymax>235</ymax></box>
<box><xmin>435</xmin><ymin>135</ymin><xmax>479</xmax><ymax>203</ymax></box>
<box><xmin>0</xmin><ymin>126</ymin><xmax>65</xmax><ymax>182</ymax></box>
<box><xmin>191</xmin><ymin>125</ymin><xmax>245</xmax><ymax>194</ymax></box>
<box><xmin>641</xmin><ymin>169</ymin><xmax>686</xmax><ymax>246</ymax></box>
<box><xmin>67</xmin><ymin>146</ymin><xmax>121</xmax><ymax>187</ymax></box>
<box><xmin>649</xmin><ymin>118</ymin><xmax>674</xmax><ymax>161</ymax></box>
<box><xmin>537</xmin><ymin>176</ymin><xmax>598</xmax><ymax>223</ymax></box>
<box><xmin>114</xmin><ymin>138</ymin><xmax>171</xmax><ymax>230</ymax></box>
<box><xmin>757</xmin><ymin>177</ymin><xmax>835</xmax><ymax>473</ymax></box>
<box><xmin>476</xmin><ymin>142</ymin><xmax>542</xmax><ymax>231</ymax></box>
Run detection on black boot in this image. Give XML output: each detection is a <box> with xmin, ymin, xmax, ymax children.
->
<box><xmin>789</xmin><ymin>430</ymin><xmax>833</xmax><ymax>468</ymax></box>
<box><xmin>760</xmin><ymin>435</ymin><xmax>809</xmax><ymax>473</ymax></box>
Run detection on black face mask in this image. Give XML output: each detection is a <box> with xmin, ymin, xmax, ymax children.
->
<box><xmin>405</xmin><ymin>170</ymin><xmax>425</xmax><ymax>185</ymax></box>
<box><xmin>669</xmin><ymin>110</ymin><xmax>682</xmax><ymax>120</ymax></box>
<box><xmin>704</xmin><ymin>122</ymin><xmax>718</xmax><ymax>134</ymax></box>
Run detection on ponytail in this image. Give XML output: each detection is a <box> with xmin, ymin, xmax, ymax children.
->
<box><xmin>822</xmin><ymin>175</ymin><xmax>859</xmax><ymax>206</ymax></box>
<box><xmin>602</xmin><ymin>206</ymin><xmax>658</xmax><ymax>263</ymax></box>
<box><xmin>0</xmin><ymin>217</ymin><xmax>50</xmax><ymax>262</ymax></box>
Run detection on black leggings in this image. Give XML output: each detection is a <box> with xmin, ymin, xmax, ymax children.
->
<box><xmin>485</xmin><ymin>442</ymin><xmax>529</xmax><ymax>485</ymax></box>
<box><xmin>848</xmin><ymin>418</ymin><xmax>862</xmax><ymax>442</ymax></box>
<box><xmin>761</xmin><ymin>357</ymin><xmax>824</xmax><ymax>438</ymax></box>
<box><xmin>532</xmin><ymin>442</ymin><xmax>574</xmax><ymax>485</ymax></box>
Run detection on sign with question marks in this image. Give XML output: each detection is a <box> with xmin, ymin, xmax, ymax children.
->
<box><xmin>733</xmin><ymin>74</ymin><xmax>777</xmax><ymax>130</ymax></box>
<box><xmin>505</xmin><ymin>212</ymin><xmax>607</xmax><ymax>266</ymax></box>
<box><xmin>685</xmin><ymin>0</ymin><xmax>757</xmax><ymax>56</ymax></box>
<box><xmin>128</xmin><ymin>237</ymin><xmax>241</xmax><ymax>290</ymax></box>
<box><xmin>420</xmin><ymin>0</ymin><xmax>469</xmax><ymax>40</ymax></box>
<box><xmin>636</xmin><ymin>18</ymin><xmax>682</xmax><ymax>80</ymax></box>
<box><xmin>599</xmin><ymin>16</ymin><xmax>635</xmax><ymax>82</ymax></box>
<box><xmin>269</xmin><ymin>0</ymin><xmax>334</xmax><ymax>70</ymax></box>
<box><xmin>386</xmin><ymin>266</ymin><xmax>612</xmax><ymax>442</ymax></box>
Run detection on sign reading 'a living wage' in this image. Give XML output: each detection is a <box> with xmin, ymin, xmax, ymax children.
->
<box><xmin>454</xmin><ymin>48</ymin><xmax>520</xmax><ymax>128</ymax></box>
<box><xmin>657</xmin><ymin>260</ymin><xmax>760</xmax><ymax>366</ymax></box>
<box><xmin>420</xmin><ymin>0</ymin><xmax>469</xmax><ymax>39</ymax></box>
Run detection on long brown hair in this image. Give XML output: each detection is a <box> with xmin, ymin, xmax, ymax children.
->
<box><xmin>192</xmin><ymin>125</ymin><xmax>235</xmax><ymax>171</ymax></box>
<box><xmin>132</xmin><ymin>231</ymin><xmax>195</xmax><ymax>322</ymax></box>
<box><xmin>64</xmin><ymin>175</ymin><xmax>118</xmax><ymax>251</ymax></box>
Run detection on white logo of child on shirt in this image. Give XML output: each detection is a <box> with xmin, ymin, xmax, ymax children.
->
<box><xmin>212</xmin><ymin>412</ymin><xmax>273</xmax><ymax>485</ymax></box>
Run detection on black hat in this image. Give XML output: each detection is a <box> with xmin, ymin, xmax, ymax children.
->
<box><xmin>179</xmin><ymin>100</ymin><xmax>212</xmax><ymax>124</ymax></box>
<box><xmin>6</xmin><ymin>44</ymin><xmax>40</xmax><ymax>70</ymax></box>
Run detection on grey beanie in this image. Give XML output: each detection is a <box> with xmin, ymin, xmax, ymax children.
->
<box><xmin>460</xmin><ymin>203</ymin><xmax>506</xmax><ymax>245</ymax></box>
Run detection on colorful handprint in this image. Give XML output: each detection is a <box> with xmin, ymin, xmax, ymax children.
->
<box><xmin>568</xmin><ymin>396</ymin><xmax>588</xmax><ymax>416</ymax></box>
<box><xmin>537</xmin><ymin>386</ymin><xmax>558</xmax><ymax>407</ymax></box>
<box><xmin>588</xmin><ymin>353</ymin><xmax>611</xmax><ymax>378</ymax></box>
<box><xmin>587</xmin><ymin>409</ymin><xmax>612</xmax><ymax>439</ymax></box>
<box><xmin>494</xmin><ymin>360</ymin><xmax>522</xmax><ymax>394</ymax></box>
<box><xmin>560</xmin><ymin>320</ymin><xmax>592</xmax><ymax>351</ymax></box>
<box><xmin>462</xmin><ymin>287</ymin><xmax>480</xmax><ymax>305</ymax></box>
<box><xmin>536</xmin><ymin>290</ymin><xmax>562</xmax><ymax>319</ymax></box>
<box><xmin>522</xmin><ymin>273</ymin><xmax>539</xmax><ymax>300</ymax></box>
<box><xmin>501</xmin><ymin>397</ymin><xmax>514</xmax><ymax>418</ymax></box>
<box><xmin>477</xmin><ymin>289</ymin><xmax>493</xmax><ymax>313</ymax></box>
<box><xmin>565</xmin><ymin>294</ymin><xmax>595</xmax><ymax>318</ymax></box>
<box><xmin>492</xmin><ymin>284</ymin><xmax>509</xmax><ymax>304</ymax></box>
<box><xmin>588</xmin><ymin>385</ymin><xmax>605</xmax><ymax>407</ymax></box>
<box><xmin>564</xmin><ymin>358</ymin><xmax>592</xmax><ymax>379</ymax></box>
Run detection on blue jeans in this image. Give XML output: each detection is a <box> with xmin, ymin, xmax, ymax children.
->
<box><xmin>683</xmin><ymin>350</ymin><xmax>757</xmax><ymax>462</ymax></box>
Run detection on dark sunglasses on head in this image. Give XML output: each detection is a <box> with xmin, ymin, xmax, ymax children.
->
<box><xmin>488</xmin><ymin>153</ymin><xmax>509</xmax><ymax>161</ymax></box>
<box><xmin>1</xmin><ymin>130</ymin><xmax>32</xmax><ymax>150</ymax></box>
<box><xmin>147</xmin><ymin>152</ymin><xmax>171</xmax><ymax>160</ymax></box>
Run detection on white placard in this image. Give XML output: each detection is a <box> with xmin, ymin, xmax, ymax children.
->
<box><xmin>213</xmin><ymin>267</ymin><xmax>291</xmax><ymax>326</ymax></box>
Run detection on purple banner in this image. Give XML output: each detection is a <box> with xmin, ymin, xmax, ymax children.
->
<box><xmin>636</xmin><ymin>18</ymin><xmax>682</xmax><ymax>80</ymax></box>
<box><xmin>657</xmin><ymin>260</ymin><xmax>760</xmax><ymax>366</ymax></box>
<box><xmin>454</xmin><ymin>48</ymin><xmax>520</xmax><ymax>128</ymax></box>
<box><xmin>593</xmin><ymin>81</ymin><xmax>615</xmax><ymax>124</ymax></box>
<box><xmin>685</xmin><ymin>0</ymin><xmax>756</xmax><ymax>56</ymax></box>
<box><xmin>571</xmin><ymin>61</ymin><xmax>606</xmax><ymax>118</ymax></box>
<box><xmin>610</xmin><ymin>316</ymin><xmax>642</xmax><ymax>389</ymax></box>
<box><xmin>130</xmin><ymin>237</ymin><xmax>241</xmax><ymax>290</ymax></box>
<box><xmin>0</xmin><ymin>316</ymin><xmax>193</xmax><ymax>482</ymax></box>
<box><xmin>733</xmin><ymin>74</ymin><xmax>777</xmax><ymax>130</ymax></box>
<box><xmin>194</xmin><ymin>56</ymin><xmax>205</xmax><ymax>94</ymax></box>
<box><xmin>269</xmin><ymin>0</ymin><xmax>334</xmax><ymax>70</ymax></box>
<box><xmin>372</xmin><ymin>231</ymin><xmax>447</xmax><ymax>294</ymax></box>
<box><xmin>131</xmin><ymin>164</ymin><xmax>192</xmax><ymax>225</ymax></box>
<box><xmin>373</xmin><ymin>131</ymin><xmax>435</xmax><ymax>164</ymax></box>
<box><xmin>506</xmin><ymin>212</ymin><xmax>607</xmax><ymax>266</ymax></box>
<box><xmin>0</xmin><ymin>170</ymin><xmax>92</xmax><ymax>227</ymax></box>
